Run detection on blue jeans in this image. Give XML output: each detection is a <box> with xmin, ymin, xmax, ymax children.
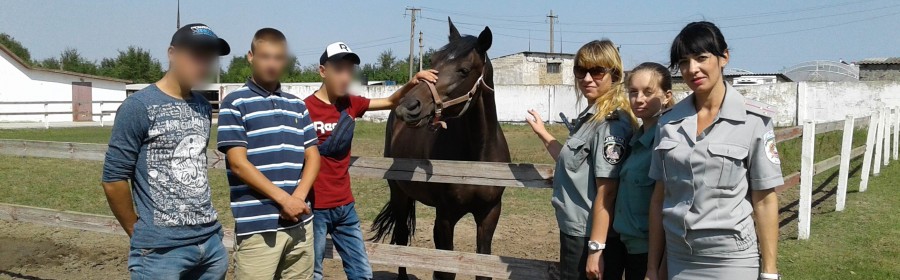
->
<box><xmin>128</xmin><ymin>232</ymin><xmax>228</xmax><ymax>280</ymax></box>
<box><xmin>313</xmin><ymin>202</ymin><xmax>373</xmax><ymax>280</ymax></box>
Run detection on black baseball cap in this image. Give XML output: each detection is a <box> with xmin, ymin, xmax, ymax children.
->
<box><xmin>319</xmin><ymin>42</ymin><xmax>361</xmax><ymax>65</ymax></box>
<box><xmin>170</xmin><ymin>23</ymin><xmax>231</xmax><ymax>56</ymax></box>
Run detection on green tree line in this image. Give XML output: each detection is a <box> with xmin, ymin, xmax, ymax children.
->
<box><xmin>1</xmin><ymin>33</ymin><xmax>435</xmax><ymax>84</ymax></box>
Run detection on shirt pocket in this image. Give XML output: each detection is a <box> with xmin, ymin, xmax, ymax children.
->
<box><xmin>654</xmin><ymin>139</ymin><xmax>679</xmax><ymax>178</ymax></box>
<box><xmin>705</xmin><ymin>143</ymin><xmax>749</xmax><ymax>190</ymax></box>
<box><xmin>564</xmin><ymin>137</ymin><xmax>590</xmax><ymax>171</ymax></box>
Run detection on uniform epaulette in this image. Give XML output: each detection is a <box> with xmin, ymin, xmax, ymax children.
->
<box><xmin>605</xmin><ymin>109</ymin><xmax>620</xmax><ymax>120</ymax></box>
<box><xmin>744</xmin><ymin>99</ymin><xmax>777</xmax><ymax>118</ymax></box>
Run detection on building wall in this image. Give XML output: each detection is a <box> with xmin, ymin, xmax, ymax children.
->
<box><xmin>0</xmin><ymin>51</ymin><xmax>126</xmax><ymax>122</ymax></box>
<box><xmin>491</xmin><ymin>53</ymin><xmax>575</xmax><ymax>85</ymax></box>
<box><xmin>221</xmin><ymin>81</ymin><xmax>900</xmax><ymax>127</ymax></box>
<box><xmin>859</xmin><ymin>64</ymin><xmax>900</xmax><ymax>81</ymax></box>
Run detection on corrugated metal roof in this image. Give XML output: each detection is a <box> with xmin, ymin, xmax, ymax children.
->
<box><xmin>857</xmin><ymin>57</ymin><xmax>900</xmax><ymax>65</ymax></box>
<box><xmin>0</xmin><ymin>44</ymin><xmax>131</xmax><ymax>83</ymax></box>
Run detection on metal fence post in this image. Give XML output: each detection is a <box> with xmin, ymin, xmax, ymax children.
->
<box><xmin>883</xmin><ymin>108</ymin><xmax>891</xmax><ymax>167</ymax></box>
<box><xmin>891</xmin><ymin>107</ymin><xmax>900</xmax><ymax>160</ymax></box>
<box><xmin>836</xmin><ymin>115</ymin><xmax>854</xmax><ymax>211</ymax></box>
<box><xmin>43</xmin><ymin>102</ymin><xmax>49</xmax><ymax>129</ymax></box>
<box><xmin>99</xmin><ymin>101</ymin><xmax>105</xmax><ymax>127</ymax></box>
<box><xmin>860</xmin><ymin>113</ymin><xmax>878</xmax><ymax>192</ymax></box>
<box><xmin>874</xmin><ymin>109</ymin><xmax>884</xmax><ymax>176</ymax></box>
<box><xmin>798</xmin><ymin>120</ymin><xmax>815</xmax><ymax>240</ymax></box>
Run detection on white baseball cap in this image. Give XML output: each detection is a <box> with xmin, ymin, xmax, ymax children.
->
<box><xmin>319</xmin><ymin>42</ymin><xmax>361</xmax><ymax>65</ymax></box>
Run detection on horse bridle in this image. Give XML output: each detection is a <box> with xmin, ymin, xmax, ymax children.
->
<box><xmin>420</xmin><ymin>67</ymin><xmax>494</xmax><ymax>129</ymax></box>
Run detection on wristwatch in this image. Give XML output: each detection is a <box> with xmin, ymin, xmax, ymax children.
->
<box><xmin>760</xmin><ymin>273</ymin><xmax>781</xmax><ymax>280</ymax></box>
<box><xmin>587</xmin><ymin>240</ymin><xmax>605</xmax><ymax>252</ymax></box>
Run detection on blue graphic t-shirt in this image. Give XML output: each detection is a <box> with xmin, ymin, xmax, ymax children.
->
<box><xmin>102</xmin><ymin>84</ymin><xmax>221</xmax><ymax>249</ymax></box>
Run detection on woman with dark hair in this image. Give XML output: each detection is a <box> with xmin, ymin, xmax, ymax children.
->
<box><xmin>526</xmin><ymin>39</ymin><xmax>637</xmax><ymax>280</ymax></box>
<box><xmin>646</xmin><ymin>22</ymin><xmax>783</xmax><ymax>280</ymax></box>
<box><xmin>611</xmin><ymin>62</ymin><xmax>674</xmax><ymax>280</ymax></box>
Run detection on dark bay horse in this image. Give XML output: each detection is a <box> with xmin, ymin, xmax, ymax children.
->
<box><xmin>371</xmin><ymin>19</ymin><xmax>510</xmax><ymax>280</ymax></box>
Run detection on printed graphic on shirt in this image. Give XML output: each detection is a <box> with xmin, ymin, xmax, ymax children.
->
<box><xmin>764</xmin><ymin>130</ymin><xmax>780</xmax><ymax>165</ymax></box>
<box><xmin>603</xmin><ymin>135</ymin><xmax>626</xmax><ymax>165</ymax></box>
<box><xmin>314</xmin><ymin>121</ymin><xmax>337</xmax><ymax>134</ymax></box>
<box><xmin>146</xmin><ymin>102</ymin><xmax>217</xmax><ymax>227</ymax></box>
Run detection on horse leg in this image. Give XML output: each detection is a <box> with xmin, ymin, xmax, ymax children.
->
<box><xmin>393</xmin><ymin>196</ymin><xmax>415</xmax><ymax>280</ymax></box>
<box><xmin>473</xmin><ymin>201</ymin><xmax>502</xmax><ymax>280</ymax></box>
<box><xmin>433</xmin><ymin>207</ymin><xmax>465</xmax><ymax>280</ymax></box>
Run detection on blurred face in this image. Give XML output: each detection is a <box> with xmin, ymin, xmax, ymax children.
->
<box><xmin>168</xmin><ymin>46</ymin><xmax>217</xmax><ymax>87</ymax></box>
<box><xmin>248</xmin><ymin>40</ymin><xmax>287</xmax><ymax>84</ymax></box>
<box><xmin>574</xmin><ymin>66</ymin><xmax>613</xmax><ymax>102</ymax></box>
<box><xmin>678</xmin><ymin>51</ymin><xmax>728</xmax><ymax>94</ymax></box>
<box><xmin>628</xmin><ymin>70</ymin><xmax>672</xmax><ymax>119</ymax></box>
<box><xmin>319</xmin><ymin>59</ymin><xmax>356</xmax><ymax>96</ymax></box>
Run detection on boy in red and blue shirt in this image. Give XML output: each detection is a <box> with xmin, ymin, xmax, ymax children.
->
<box><xmin>305</xmin><ymin>42</ymin><xmax>436</xmax><ymax>280</ymax></box>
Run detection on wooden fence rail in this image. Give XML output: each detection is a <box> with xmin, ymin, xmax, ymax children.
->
<box><xmin>0</xmin><ymin>203</ymin><xmax>559</xmax><ymax>280</ymax></box>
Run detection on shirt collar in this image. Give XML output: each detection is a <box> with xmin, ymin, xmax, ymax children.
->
<box><xmin>717</xmin><ymin>82</ymin><xmax>747</xmax><ymax>122</ymax></box>
<box><xmin>632</xmin><ymin>123</ymin><xmax>657</xmax><ymax>147</ymax></box>
<box><xmin>245</xmin><ymin>77</ymin><xmax>283</xmax><ymax>97</ymax></box>
<box><xmin>577</xmin><ymin>104</ymin><xmax>598</xmax><ymax>120</ymax></box>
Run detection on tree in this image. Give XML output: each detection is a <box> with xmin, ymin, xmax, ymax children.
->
<box><xmin>222</xmin><ymin>55</ymin><xmax>252</xmax><ymax>83</ymax></box>
<box><xmin>0</xmin><ymin>33</ymin><xmax>32</xmax><ymax>64</ymax></box>
<box><xmin>36</xmin><ymin>58</ymin><xmax>61</xmax><ymax>69</ymax></box>
<box><xmin>98</xmin><ymin>46</ymin><xmax>164</xmax><ymax>83</ymax></box>
<box><xmin>59</xmin><ymin>48</ymin><xmax>98</xmax><ymax>75</ymax></box>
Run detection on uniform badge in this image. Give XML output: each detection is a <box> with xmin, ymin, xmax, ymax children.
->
<box><xmin>763</xmin><ymin>130</ymin><xmax>780</xmax><ymax>165</ymax></box>
<box><xmin>603</xmin><ymin>136</ymin><xmax>625</xmax><ymax>165</ymax></box>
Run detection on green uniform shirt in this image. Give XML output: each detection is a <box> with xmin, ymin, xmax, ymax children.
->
<box><xmin>552</xmin><ymin>106</ymin><xmax>634</xmax><ymax>237</ymax></box>
<box><xmin>649</xmin><ymin>83</ymin><xmax>784</xmax><ymax>257</ymax></box>
<box><xmin>612</xmin><ymin>123</ymin><xmax>657</xmax><ymax>254</ymax></box>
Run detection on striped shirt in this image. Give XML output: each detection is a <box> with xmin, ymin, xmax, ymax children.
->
<box><xmin>217</xmin><ymin>79</ymin><xmax>318</xmax><ymax>236</ymax></box>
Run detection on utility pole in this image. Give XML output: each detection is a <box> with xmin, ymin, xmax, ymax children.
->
<box><xmin>418</xmin><ymin>31</ymin><xmax>424</xmax><ymax>71</ymax></box>
<box><xmin>547</xmin><ymin>10</ymin><xmax>557</xmax><ymax>53</ymax></box>
<box><xmin>406</xmin><ymin>7</ymin><xmax>420</xmax><ymax>81</ymax></box>
<box><xmin>528</xmin><ymin>30</ymin><xmax>531</xmax><ymax>52</ymax></box>
<box><xmin>176</xmin><ymin>0</ymin><xmax>181</xmax><ymax>29</ymax></box>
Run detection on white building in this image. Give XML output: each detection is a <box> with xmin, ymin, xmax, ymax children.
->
<box><xmin>0</xmin><ymin>45</ymin><xmax>129</xmax><ymax>123</ymax></box>
<box><xmin>491</xmin><ymin>52</ymin><xmax>575</xmax><ymax>85</ymax></box>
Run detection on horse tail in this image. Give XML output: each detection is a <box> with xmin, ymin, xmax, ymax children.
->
<box><xmin>369</xmin><ymin>182</ymin><xmax>416</xmax><ymax>244</ymax></box>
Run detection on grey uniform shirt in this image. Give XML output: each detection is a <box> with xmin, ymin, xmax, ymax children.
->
<box><xmin>552</xmin><ymin>106</ymin><xmax>634</xmax><ymax>237</ymax></box>
<box><xmin>649</xmin><ymin>83</ymin><xmax>783</xmax><ymax>257</ymax></box>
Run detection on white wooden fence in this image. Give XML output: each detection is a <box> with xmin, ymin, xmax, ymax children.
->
<box><xmin>796</xmin><ymin>107</ymin><xmax>898</xmax><ymax>239</ymax></box>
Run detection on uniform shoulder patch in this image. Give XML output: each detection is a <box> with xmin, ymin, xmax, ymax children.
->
<box><xmin>744</xmin><ymin>99</ymin><xmax>777</xmax><ymax>119</ymax></box>
<box><xmin>763</xmin><ymin>130</ymin><xmax>781</xmax><ymax>165</ymax></box>
<box><xmin>602</xmin><ymin>135</ymin><xmax>626</xmax><ymax>165</ymax></box>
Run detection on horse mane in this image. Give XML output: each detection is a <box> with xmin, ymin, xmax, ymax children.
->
<box><xmin>432</xmin><ymin>35</ymin><xmax>483</xmax><ymax>63</ymax></box>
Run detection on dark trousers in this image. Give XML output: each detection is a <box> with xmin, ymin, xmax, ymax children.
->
<box><xmin>559</xmin><ymin>233</ymin><xmax>648</xmax><ymax>280</ymax></box>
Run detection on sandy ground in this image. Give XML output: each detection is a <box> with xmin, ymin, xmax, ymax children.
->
<box><xmin>0</xmin><ymin>213</ymin><xmax>560</xmax><ymax>280</ymax></box>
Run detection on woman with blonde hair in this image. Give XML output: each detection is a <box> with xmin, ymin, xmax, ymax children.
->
<box><xmin>526</xmin><ymin>39</ymin><xmax>637</xmax><ymax>280</ymax></box>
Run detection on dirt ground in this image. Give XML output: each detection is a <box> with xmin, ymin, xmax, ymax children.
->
<box><xmin>0</xmin><ymin>211</ymin><xmax>560</xmax><ymax>280</ymax></box>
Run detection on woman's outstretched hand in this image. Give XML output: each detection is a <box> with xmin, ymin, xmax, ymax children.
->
<box><xmin>526</xmin><ymin>109</ymin><xmax>548</xmax><ymax>136</ymax></box>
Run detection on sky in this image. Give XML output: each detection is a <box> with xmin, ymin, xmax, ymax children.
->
<box><xmin>1</xmin><ymin>0</ymin><xmax>898</xmax><ymax>73</ymax></box>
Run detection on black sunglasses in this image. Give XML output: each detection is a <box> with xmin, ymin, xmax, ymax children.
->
<box><xmin>574</xmin><ymin>66</ymin><xmax>611</xmax><ymax>79</ymax></box>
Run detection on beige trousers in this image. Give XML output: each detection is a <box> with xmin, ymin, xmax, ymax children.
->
<box><xmin>233</xmin><ymin>221</ymin><xmax>314</xmax><ymax>280</ymax></box>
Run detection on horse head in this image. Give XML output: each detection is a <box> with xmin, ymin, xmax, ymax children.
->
<box><xmin>394</xmin><ymin>18</ymin><xmax>493</xmax><ymax>128</ymax></box>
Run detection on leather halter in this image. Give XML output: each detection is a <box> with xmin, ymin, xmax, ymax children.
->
<box><xmin>421</xmin><ymin>70</ymin><xmax>494</xmax><ymax>129</ymax></box>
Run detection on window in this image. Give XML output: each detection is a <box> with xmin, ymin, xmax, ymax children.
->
<box><xmin>547</xmin><ymin>62</ymin><xmax>561</xmax><ymax>74</ymax></box>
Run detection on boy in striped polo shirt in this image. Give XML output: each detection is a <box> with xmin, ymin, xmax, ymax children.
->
<box><xmin>217</xmin><ymin>28</ymin><xmax>321</xmax><ymax>279</ymax></box>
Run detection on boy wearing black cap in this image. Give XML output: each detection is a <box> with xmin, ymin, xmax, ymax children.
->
<box><xmin>305</xmin><ymin>42</ymin><xmax>436</xmax><ymax>280</ymax></box>
<box><xmin>101</xmin><ymin>23</ymin><xmax>230</xmax><ymax>280</ymax></box>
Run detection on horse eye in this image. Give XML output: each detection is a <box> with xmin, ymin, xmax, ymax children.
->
<box><xmin>457</xmin><ymin>68</ymin><xmax>471</xmax><ymax>76</ymax></box>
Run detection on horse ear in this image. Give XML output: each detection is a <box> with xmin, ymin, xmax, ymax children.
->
<box><xmin>476</xmin><ymin>26</ymin><xmax>493</xmax><ymax>54</ymax></box>
<box><xmin>448</xmin><ymin>17</ymin><xmax>461</xmax><ymax>41</ymax></box>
